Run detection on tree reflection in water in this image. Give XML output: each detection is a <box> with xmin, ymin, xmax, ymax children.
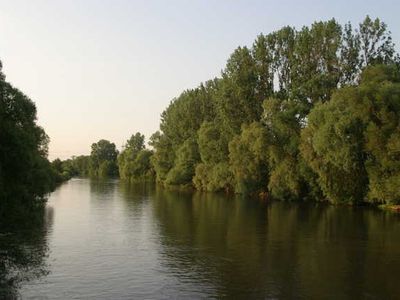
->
<box><xmin>0</xmin><ymin>204</ymin><xmax>53</xmax><ymax>298</ymax></box>
<box><xmin>150</xmin><ymin>186</ymin><xmax>400</xmax><ymax>299</ymax></box>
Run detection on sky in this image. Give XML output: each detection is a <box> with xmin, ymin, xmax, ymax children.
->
<box><xmin>1</xmin><ymin>0</ymin><xmax>399</xmax><ymax>160</ymax></box>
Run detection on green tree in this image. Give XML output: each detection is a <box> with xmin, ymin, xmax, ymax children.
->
<box><xmin>193</xmin><ymin>121</ymin><xmax>233</xmax><ymax>192</ymax></box>
<box><xmin>118</xmin><ymin>132</ymin><xmax>153</xmax><ymax>181</ymax></box>
<box><xmin>153</xmin><ymin>81</ymin><xmax>218</xmax><ymax>185</ymax></box>
<box><xmin>229</xmin><ymin>122</ymin><xmax>268</xmax><ymax>194</ymax></box>
<box><xmin>165</xmin><ymin>138</ymin><xmax>199</xmax><ymax>186</ymax></box>
<box><xmin>270</xmin><ymin>26</ymin><xmax>296</xmax><ymax>98</ymax></box>
<box><xmin>193</xmin><ymin>162</ymin><xmax>233</xmax><ymax>193</ymax></box>
<box><xmin>291</xmin><ymin>19</ymin><xmax>342</xmax><ymax>105</ymax></box>
<box><xmin>359</xmin><ymin>16</ymin><xmax>397</xmax><ymax>66</ymax></box>
<box><xmin>148</xmin><ymin>16</ymin><xmax>399</xmax><ymax>203</ymax></box>
<box><xmin>252</xmin><ymin>34</ymin><xmax>275</xmax><ymax>100</ymax></box>
<box><xmin>0</xmin><ymin>60</ymin><xmax>57</xmax><ymax>216</ymax></box>
<box><xmin>90</xmin><ymin>139</ymin><xmax>118</xmax><ymax>177</ymax></box>
<box><xmin>150</xmin><ymin>132</ymin><xmax>175</xmax><ymax>182</ymax></box>
<box><xmin>362</xmin><ymin>65</ymin><xmax>400</xmax><ymax>203</ymax></box>
<box><xmin>339</xmin><ymin>22</ymin><xmax>361</xmax><ymax>85</ymax></box>
<box><xmin>262</xmin><ymin>98</ymin><xmax>313</xmax><ymax>200</ymax></box>
<box><xmin>216</xmin><ymin>47</ymin><xmax>261</xmax><ymax>136</ymax></box>
<box><xmin>301</xmin><ymin>65</ymin><xmax>400</xmax><ymax>204</ymax></box>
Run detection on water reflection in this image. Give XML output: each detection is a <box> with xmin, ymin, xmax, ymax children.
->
<box><xmin>8</xmin><ymin>180</ymin><xmax>400</xmax><ymax>299</ymax></box>
<box><xmin>151</xmin><ymin>187</ymin><xmax>400</xmax><ymax>299</ymax></box>
<box><xmin>0</xmin><ymin>205</ymin><xmax>53</xmax><ymax>298</ymax></box>
<box><xmin>89</xmin><ymin>178</ymin><xmax>118</xmax><ymax>198</ymax></box>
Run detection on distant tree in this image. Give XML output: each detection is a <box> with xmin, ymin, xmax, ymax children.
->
<box><xmin>90</xmin><ymin>139</ymin><xmax>118</xmax><ymax>177</ymax></box>
<box><xmin>126</xmin><ymin>133</ymin><xmax>145</xmax><ymax>154</ymax></box>
<box><xmin>52</xmin><ymin>158</ymin><xmax>63</xmax><ymax>174</ymax></box>
<box><xmin>118</xmin><ymin>132</ymin><xmax>153</xmax><ymax>181</ymax></box>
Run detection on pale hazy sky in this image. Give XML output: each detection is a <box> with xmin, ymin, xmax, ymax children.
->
<box><xmin>1</xmin><ymin>0</ymin><xmax>399</xmax><ymax>160</ymax></box>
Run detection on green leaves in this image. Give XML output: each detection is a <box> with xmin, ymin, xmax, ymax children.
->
<box><xmin>262</xmin><ymin>98</ymin><xmax>313</xmax><ymax>200</ymax></box>
<box><xmin>90</xmin><ymin>140</ymin><xmax>119</xmax><ymax>177</ymax></box>
<box><xmin>165</xmin><ymin>138</ymin><xmax>199</xmax><ymax>185</ymax></box>
<box><xmin>149</xmin><ymin>16</ymin><xmax>399</xmax><ymax>204</ymax></box>
<box><xmin>118</xmin><ymin>132</ymin><xmax>153</xmax><ymax>182</ymax></box>
<box><xmin>359</xmin><ymin>16</ymin><xmax>397</xmax><ymax>66</ymax></box>
<box><xmin>301</xmin><ymin>65</ymin><xmax>400</xmax><ymax>204</ymax></box>
<box><xmin>229</xmin><ymin>122</ymin><xmax>268</xmax><ymax>195</ymax></box>
<box><xmin>0</xmin><ymin>61</ymin><xmax>57</xmax><ymax>213</ymax></box>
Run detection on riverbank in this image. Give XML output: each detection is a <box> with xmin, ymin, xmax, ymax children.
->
<box><xmin>379</xmin><ymin>204</ymin><xmax>400</xmax><ymax>213</ymax></box>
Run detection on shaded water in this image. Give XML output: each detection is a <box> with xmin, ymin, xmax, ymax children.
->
<box><xmin>1</xmin><ymin>178</ymin><xmax>400</xmax><ymax>299</ymax></box>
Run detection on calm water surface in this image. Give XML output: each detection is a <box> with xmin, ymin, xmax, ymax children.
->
<box><xmin>1</xmin><ymin>178</ymin><xmax>400</xmax><ymax>299</ymax></box>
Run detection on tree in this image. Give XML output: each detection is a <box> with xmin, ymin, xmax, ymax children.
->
<box><xmin>197</xmin><ymin>121</ymin><xmax>229</xmax><ymax>165</ymax></box>
<box><xmin>125</xmin><ymin>132</ymin><xmax>145</xmax><ymax>154</ymax></box>
<box><xmin>359</xmin><ymin>16</ymin><xmax>397</xmax><ymax>66</ymax></box>
<box><xmin>150</xmin><ymin>132</ymin><xmax>175</xmax><ymax>183</ymax></box>
<box><xmin>90</xmin><ymin>139</ymin><xmax>118</xmax><ymax>177</ymax></box>
<box><xmin>262</xmin><ymin>98</ymin><xmax>314</xmax><ymax>200</ymax></box>
<box><xmin>362</xmin><ymin>65</ymin><xmax>400</xmax><ymax>204</ymax></box>
<box><xmin>118</xmin><ymin>132</ymin><xmax>153</xmax><ymax>181</ymax></box>
<box><xmin>165</xmin><ymin>138</ymin><xmax>199</xmax><ymax>185</ymax></box>
<box><xmin>339</xmin><ymin>22</ymin><xmax>361</xmax><ymax>85</ymax></box>
<box><xmin>193</xmin><ymin>162</ymin><xmax>233</xmax><ymax>193</ymax></box>
<box><xmin>270</xmin><ymin>26</ymin><xmax>296</xmax><ymax>98</ymax></box>
<box><xmin>153</xmin><ymin>81</ymin><xmax>218</xmax><ymax>185</ymax></box>
<box><xmin>147</xmin><ymin>16</ymin><xmax>399</xmax><ymax>204</ymax></box>
<box><xmin>291</xmin><ymin>19</ymin><xmax>342</xmax><ymax>106</ymax></box>
<box><xmin>229</xmin><ymin>122</ymin><xmax>268</xmax><ymax>194</ymax></box>
<box><xmin>216</xmin><ymin>46</ymin><xmax>261</xmax><ymax>136</ymax></box>
<box><xmin>193</xmin><ymin>121</ymin><xmax>233</xmax><ymax>192</ymax></box>
<box><xmin>252</xmin><ymin>34</ymin><xmax>275</xmax><ymax>100</ymax></box>
<box><xmin>0</xmin><ymin>60</ymin><xmax>57</xmax><ymax>216</ymax></box>
<box><xmin>301</xmin><ymin>65</ymin><xmax>400</xmax><ymax>204</ymax></box>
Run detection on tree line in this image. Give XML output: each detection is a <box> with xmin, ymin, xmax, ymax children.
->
<box><xmin>53</xmin><ymin>133</ymin><xmax>154</xmax><ymax>182</ymax></box>
<box><xmin>5</xmin><ymin>16</ymin><xmax>399</xmax><ymax>210</ymax></box>
<box><xmin>58</xmin><ymin>16</ymin><xmax>400</xmax><ymax>206</ymax></box>
<box><xmin>147</xmin><ymin>16</ymin><xmax>399</xmax><ymax>205</ymax></box>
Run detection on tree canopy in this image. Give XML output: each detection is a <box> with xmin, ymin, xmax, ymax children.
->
<box><xmin>3</xmin><ymin>16</ymin><xmax>399</xmax><ymax>209</ymax></box>
<box><xmin>148</xmin><ymin>16</ymin><xmax>400</xmax><ymax>205</ymax></box>
<box><xmin>0</xmin><ymin>61</ymin><xmax>60</xmax><ymax>217</ymax></box>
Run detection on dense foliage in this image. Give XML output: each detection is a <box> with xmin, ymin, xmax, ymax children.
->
<box><xmin>149</xmin><ymin>16</ymin><xmax>400</xmax><ymax>205</ymax></box>
<box><xmin>301</xmin><ymin>65</ymin><xmax>400</xmax><ymax>204</ymax></box>
<box><xmin>53</xmin><ymin>140</ymin><xmax>119</xmax><ymax>179</ymax></box>
<box><xmin>51</xmin><ymin>155</ymin><xmax>90</xmax><ymax>180</ymax></box>
<box><xmin>89</xmin><ymin>139</ymin><xmax>119</xmax><ymax>177</ymax></box>
<box><xmin>0</xmin><ymin>62</ymin><xmax>61</xmax><ymax>217</ymax></box>
<box><xmin>53</xmin><ymin>134</ymin><xmax>153</xmax><ymax>181</ymax></box>
<box><xmin>118</xmin><ymin>133</ymin><xmax>154</xmax><ymax>181</ymax></box>
<box><xmin>7</xmin><ymin>16</ymin><xmax>398</xmax><ymax>207</ymax></box>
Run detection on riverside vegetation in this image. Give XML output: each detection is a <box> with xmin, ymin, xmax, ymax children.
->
<box><xmin>0</xmin><ymin>62</ymin><xmax>62</xmax><ymax>221</ymax></box>
<box><xmin>1</xmin><ymin>16</ymin><xmax>400</xmax><ymax>216</ymax></box>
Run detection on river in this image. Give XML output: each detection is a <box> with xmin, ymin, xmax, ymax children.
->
<box><xmin>1</xmin><ymin>178</ymin><xmax>400</xmax><ymax>299</ymax></box>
